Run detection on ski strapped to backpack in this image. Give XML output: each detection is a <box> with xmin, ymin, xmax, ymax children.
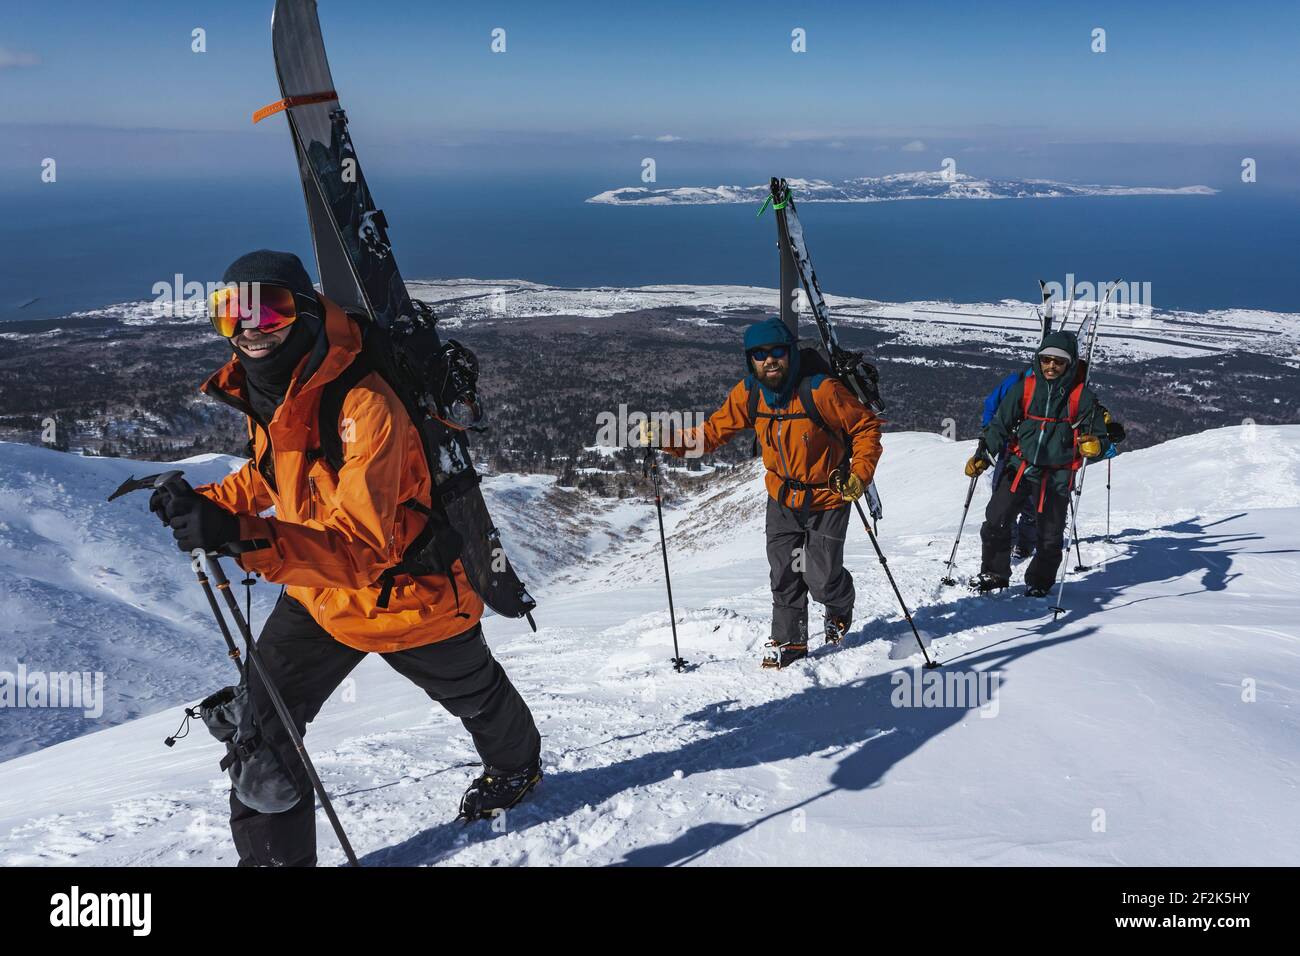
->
<box><xmin>762</xmin><ymin>176</ymin><xmax>886</xmax><ymax>521</ymax></box>
<box><xmin>309</xmin><ymin>314</ymin><xmax>535</xmax><ymax>628</ymax></box>
<box><xmin>263</xmin><ymin>0</ymin><xmax>535</xmax><ymax>629</ymax></box>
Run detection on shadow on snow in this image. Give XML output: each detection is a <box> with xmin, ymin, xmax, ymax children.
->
<box><xmin>360</xmin><ymin>514</ymin><xmax>1262</xmax><ymax>866</ymax></box>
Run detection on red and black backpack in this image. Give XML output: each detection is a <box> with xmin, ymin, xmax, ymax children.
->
<box><xmin>1007</xmin><ymin>359</ymin><xmax>1088</xmax><ymax>511</ymax></box>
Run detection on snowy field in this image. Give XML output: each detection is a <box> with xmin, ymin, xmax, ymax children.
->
<box><xmin>20</xmin><ymin>279</ymin><xmax>1300</xmax><ymax>373</ymax></box>
<box><xmin>1</xmin><ymin>424</ymin><xmax>1298</xmax><ymax>866</ymax></box>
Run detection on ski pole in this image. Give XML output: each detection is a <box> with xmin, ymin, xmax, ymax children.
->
<box><xmin>107</xmin><ymin>470</ymin><xmax>359</xmax><ymax>863</ymax></box>
<box><xmin>1069</xmin><ymin>488</ymin><xmax>1088</xmax><ymax>572</ymax></box>
<box><xmin>1049</xmin><ymin>516</ymin><xmax>1072</xmax><ymax>618</ymax></box>
<box><xmin>204</xmin><ymin>554</ymin><xmax>360</xmax><ymax>866</ymax></box>
<box><xmin>939</xmin><ymin>475</ymin><xmax>979</xmax><ymax>587</ymax></box>
<box><xmin>851</xmin><ymin>498</ymin><xmax>939</xmax><ymax>668</ymax></box>
<box><xmin>1050</xmin><ymin>459</ymin><xmax>1093</xmax><ymax>619</ymax></box>
<box><xmin>643</xmin><ymin>446</ymin><xmax>687</xmax><ymax>672</ymax></box>
<box><xmin>193</xmin><ymin>557</ymin><xmax>246</xmax><ymax>676</ymax></box>
<box><xmin>1105</xmin><ymin>459</ymin><xmax>1112</xmax><ymax>543</ymax></box>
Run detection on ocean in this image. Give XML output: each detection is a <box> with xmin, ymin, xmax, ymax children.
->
<box><xmin>3</xmin><ymin>175</ymin><xmax>1296</xmax><ymax>322</ymax></box>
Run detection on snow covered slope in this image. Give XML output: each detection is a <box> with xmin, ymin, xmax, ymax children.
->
<box><xmin>0</xmin><ymin>444</ymin><xmax>604</xmax><ymax>760</ymax></box>
<box><xmin>1</xmin><ymin>426</ymin><xmax>1298</xmax><ymax>866</ymax></box>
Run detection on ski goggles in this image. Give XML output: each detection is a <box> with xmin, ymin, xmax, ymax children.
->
<box><xmin>748</xmin><ymin>345</ymin><xmax>790</xmax><ymax>362</ymax></box>
<box><xmin>207</xmin><ymin>282</ymin><xmax>300</xmax><ymax>339</ymax></box>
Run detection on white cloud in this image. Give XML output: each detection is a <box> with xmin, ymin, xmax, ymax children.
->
<box><xmin>901</xmin><ymin>139</ymin><xmax>927</xmax><ymax>152</ymax></box>
<box><xmin>0</xmin><ymin>48</ymin><xmax>40</xmax><ymax>69</ymax></box>
<box><xmin>655</xmin><ymin>134</ymin><xmax>683</xmax><ymax>143</ymax></box>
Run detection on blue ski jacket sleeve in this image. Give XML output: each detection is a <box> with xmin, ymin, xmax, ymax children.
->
<box><xmin>982</xmin><ymin>369</ymin><xmax>1031</xmax><ymax>428</ymax></box>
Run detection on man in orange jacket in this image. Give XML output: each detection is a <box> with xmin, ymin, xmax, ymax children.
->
<box><xmin>663</xmin><ymin>318</ymin><xmax>884</xmax><ymax>668</ymax></box>
<box><xmin>151</xmin><ymin>250</ymin><xmax>541</xmax><ymax>864</ymax></box>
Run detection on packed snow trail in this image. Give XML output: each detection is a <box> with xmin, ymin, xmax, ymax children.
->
<box><xmin>1</xmin><ymin>426</ymin><xmax>1298</xmax><ymax>865</ymax></box>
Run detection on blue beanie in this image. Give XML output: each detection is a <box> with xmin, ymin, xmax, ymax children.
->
<box><xmin>743</xmin><ymin>317</ymin><xmax>800</xmax><ymax>409</ymax></box>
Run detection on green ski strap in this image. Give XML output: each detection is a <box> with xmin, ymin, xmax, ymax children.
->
<box><xmin>756</xmin><ymin>191</ymin><xmax>789</xmax><ymax>218</ymax></box>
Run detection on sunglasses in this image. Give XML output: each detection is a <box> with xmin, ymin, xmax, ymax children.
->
<box><xmin>749</xmin><ymin>345</ymin><xmax>790</xmax><ymax>362</ymax></box>
<box><xmin>207</xmin><ymin>282</ymin><xmax>300</xmax><ymax>339</ymax></box>
<box><xmin>1039</xmin><ymin>355</ymin><xmax>1070</xmax><ymax>367</ymax></box>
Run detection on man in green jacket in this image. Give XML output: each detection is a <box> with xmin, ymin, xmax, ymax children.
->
<box><xmin>964</xmin><ymin>330</ymin><xmax>1111</xmax><ymax>596</ymax></box>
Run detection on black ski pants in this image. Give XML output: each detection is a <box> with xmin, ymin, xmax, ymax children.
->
<box><xmin>230</xmin><ymin>593</ymin><xmax>540</xmax><ymax>867</ymax></box>
<box><xmin>979</xmin><ymin>467</ymin><xmax>1069</xmax><ymax>590</ymax></box>
<box><xmin>991</xmin><ymin>454</ymin><xmax>1039</xmax><ymax>555</ymax></box>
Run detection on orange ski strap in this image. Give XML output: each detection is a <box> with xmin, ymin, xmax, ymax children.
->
<box><xmin>252</xmin><ymin>90</ymin><xmax>339</xmax><ymax>124</ymax></box>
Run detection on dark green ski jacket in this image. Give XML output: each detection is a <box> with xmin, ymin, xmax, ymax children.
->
<box><xmin>981</xmin><ymin>330</ymin><xmax>1111</xmax><ymax>496</ymax></box>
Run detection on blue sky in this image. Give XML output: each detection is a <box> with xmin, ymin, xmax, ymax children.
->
<box><xmin>2</xmin><ymin>0</ymin><xmax>1298</xmax><ymax>188</ymax></box>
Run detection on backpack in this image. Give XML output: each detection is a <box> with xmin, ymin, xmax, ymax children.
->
<box><xmin>311</xmin><ymin>309</ymin><xmax>536</xmax><ymax>627</ymax></box>
<box><xmin>744</xmin><ymin>345</ymin><xmax>859</xmax><ymax>511</ymax></box>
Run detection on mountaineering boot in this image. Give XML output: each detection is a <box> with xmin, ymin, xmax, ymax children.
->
<box><xmin>824</xmin><ymin>615</ymin><xmax>850</xmax><ymax>646</ymax></box>
<box><xmin>458</xmin><ymin>759</ymin><xmax>542</xmax><ymax>822</ymax></box>
<box><xmin>969</xmin><ymin>572</ymin><xmax>1010</xmax><ymax>594</ymax></box>
<box><xmin>1024</xmin><ymin>584</ymin><xmax>1050</xmax><ymax>598</ymax></box>
<box><xmin>762</xmin><ymin>640</ymin><xmax>809</xmax><ymax>669</ymax></box>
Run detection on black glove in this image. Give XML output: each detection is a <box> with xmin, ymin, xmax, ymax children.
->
<box><xmin>1106</xmin><ymin>420</ymin><xmax>1126</xmax><ymax>443</ymax></box>
<box><xmin>149</xmin><ymin>476</ymin><xmax>194</xmax><ymax>526</ymax></box>
<box><xmin>162</xmin><ymin>482</ymin><xmax>241</xmax><ymax>555</ymax></box>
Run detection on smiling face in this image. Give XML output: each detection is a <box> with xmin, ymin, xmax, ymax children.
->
<box><xmin>1038</xmin><ymin>353</ymin><xmax>1071</xmax><ymax>381</ymax></box>
<box><xmin>233</xmin><ymin>324</ymin><xmax>293</xmax><ymax>358</ymax></box>
<box><xmin>749</xmin><ymin>347</ymin><xmax>791</xmax><ymax>391</ymax></box>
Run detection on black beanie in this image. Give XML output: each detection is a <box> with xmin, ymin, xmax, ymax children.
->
<box><xmin>221</xmin><ymin>249</ymin><xmax>317</xmax><ymax>304</ymax></box>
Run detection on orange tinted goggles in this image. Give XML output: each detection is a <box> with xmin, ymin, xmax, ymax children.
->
<box><xmin>207</xmin><ymin>283</ymin><xmax>299</xmax><ymax>338</ymax></box>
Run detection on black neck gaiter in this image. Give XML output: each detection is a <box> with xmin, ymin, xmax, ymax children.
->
<box><xmin>236</xmin><ymin>317</ymin><xmax>319</xmax><ymax>425</ymax></box>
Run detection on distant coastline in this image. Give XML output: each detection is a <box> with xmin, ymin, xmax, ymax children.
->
<box><xmin>588</xmin><ymin>171</ymin><xmax>1218</xmax><ymax>206</ymax></box>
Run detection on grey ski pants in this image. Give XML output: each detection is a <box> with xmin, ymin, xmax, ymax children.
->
<box><xmin>765</xmin><ymin>497</ymin><xmax>855</xmax><ymax>644</ymax></box>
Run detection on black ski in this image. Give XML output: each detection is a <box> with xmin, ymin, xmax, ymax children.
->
<box><xmin>763</xmin><ymin>177</ymin><xmax>885</xmax><ymax>521</ymax></box>
<box><xmin>260</xmin><ymin>0</ymin><xmax>536</xmax><ymax>625</ymax></box>
<box><xmin>1037</xmin><ymin>278</ymin><xmax>1054</xmax><ymax>338</ymax></box>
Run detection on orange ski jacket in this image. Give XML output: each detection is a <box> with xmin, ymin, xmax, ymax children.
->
<box><xmin>668</xmin><ymin>375</ymin><xmax>884</xmax><ymax>511</ymax></box>
<box><xmin>196</xmin><ymin>296</ymin><xmax>483</xmax><ymax>652</ymax></box>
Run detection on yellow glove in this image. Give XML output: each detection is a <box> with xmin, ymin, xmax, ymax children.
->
<box><xmin>1077</xmin><ymin>433</ymin><xmax>1103</xmax><ymax>459</ymax></box>
<box><xmin>832</xmin><ymin>471</ymin><xmax>865</xmax><ymax>502</ymax></box>
<box><xmin>637</xmin><ymin>420</ymin><xmax>658</xmax><ymax>447</ymax></box>
<box><xmin>964</xmin><ymin>455</ymin><xmax>991</xmax><ymax>478</ymax></box>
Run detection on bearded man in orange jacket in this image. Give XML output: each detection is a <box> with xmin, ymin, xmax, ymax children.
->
<box><xmin>150</xmin><ymin>251</ymin><xmax>541</xmax><ymax>865</ymax></box>
<box><xmin>662</xmin><ymin>317</ymin><xmax>884</xmax><ymax>668</ymax></box>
